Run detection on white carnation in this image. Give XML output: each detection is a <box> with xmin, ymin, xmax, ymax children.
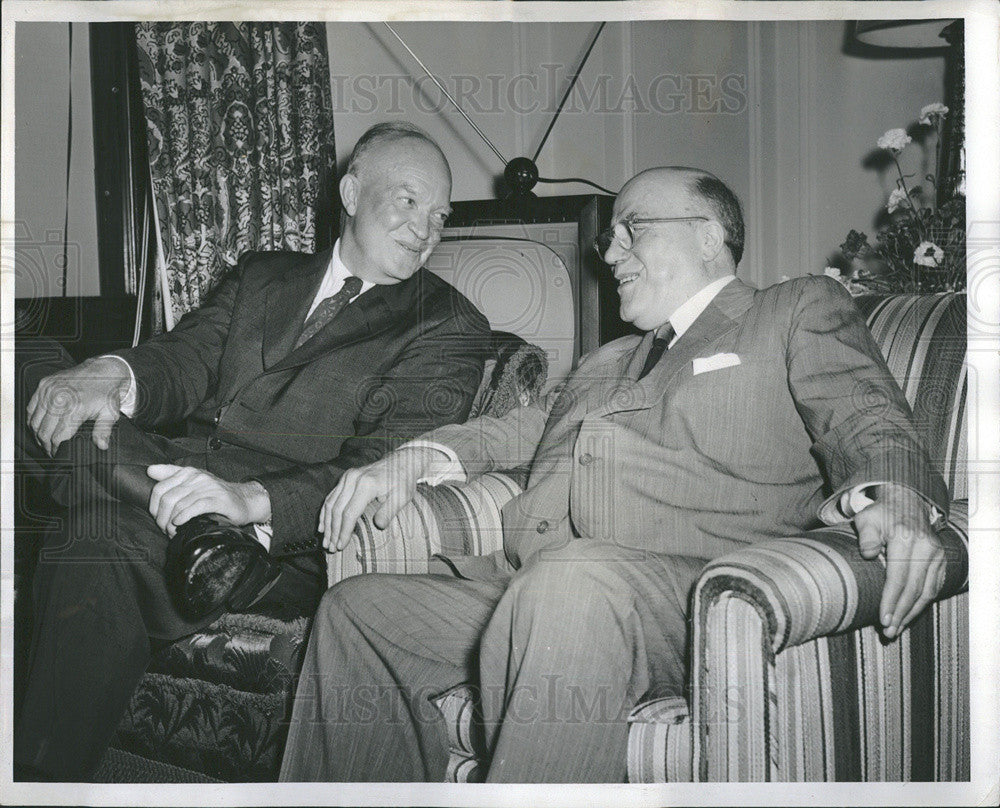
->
<box><xmin>877</xmin><ymin>128</ymin><xmax>912</xmax><ymax>154</ymax></box>
<box><xmin>887</xmin><ymin>188</ymin><xmax>910</xmax><ymax>213</ymax></box>
<box><xmin>919</xmin><ymin>103</ymin><xmax>948</xmax><ymax>125</ymax></box>
<box><xmin>913</xmin><ymin>241</ymin><xmax>945</xmax><ymax>268</ymax></box>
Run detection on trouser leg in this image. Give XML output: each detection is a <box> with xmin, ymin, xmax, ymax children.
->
<box><xmin>279</xmin><ymin>572</ymin><xmax>507</xmax><ymax>782</ymax></box>
<box><xmin>14</xmin><ymin>499</ymin><xmax>211</xmax><ymax>780</ymax></box>
<box><xmin>15</xmin><ymin>335</ymin><xmax>324</xmax><ymax>605</ymax></box>
<box><xmin>14</xmin><ymin>341</ymin><xmax>214</xmax><ymax>779</ymax></box>
<box><xmin>479</xmin><ymin>540</ymin><xmax>708</xmax><ymax>783</ymax></box>
<box><xmin>13</xmin><ymin>338</ymin><xmax>326</xmax><ymax>779</ymax></box>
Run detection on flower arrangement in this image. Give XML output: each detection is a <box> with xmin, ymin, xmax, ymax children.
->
<box><xmin>829</xmin><ymin>103</ymin><xmax>965</xmax><ymax>295</ymax></box>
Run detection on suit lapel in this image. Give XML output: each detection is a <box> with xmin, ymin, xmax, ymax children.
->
<box><xmin>262</xmin><ymin>248</ymin><xmax>333</xmax><ymax>369</ymax></box>
<box><xmin>535</xmin><ymin>336</ymin><xmax>635</xmax><ymax>455</ymax></box>
<box><xmin>591</xmin><ymin>278</ymin><xmax>758</xmax><ymax>416</ymax></box>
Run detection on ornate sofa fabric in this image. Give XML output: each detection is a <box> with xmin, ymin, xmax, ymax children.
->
<box><xmin>342</xmin><ymin>292</ymin><xmax>969</xmax><ymax>783</ymax></box>
<box><xmin>111</xmin><ymin>611</ymin><xmax>312</xmax><ymax>781</ymax></box>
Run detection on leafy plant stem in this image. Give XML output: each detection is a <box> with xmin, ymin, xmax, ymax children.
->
<box><xmin>892</xmin><ymin>155</ymin><xmax>927</xmax><ymax>243</ymax></box>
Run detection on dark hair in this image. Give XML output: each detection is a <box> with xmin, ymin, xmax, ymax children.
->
<box><xmin>692</xmin><ymin>173</ymin><xmax>745</xmax><ymax>266</ymax></box>
<box><xmin>345</xmin><ymin>121</ymin><xmax>448</xmax><ymax>179</ymax></box>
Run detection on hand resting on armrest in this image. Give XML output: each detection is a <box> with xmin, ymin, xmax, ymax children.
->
<box><xmin>319</xmin><ymin>445</ymin><xmax>450</xmax><ymax>552</ymax></box>
<box><xmin>852</xmin><ymin>482</ymin><xmax>946</xmax><ymax>639</ymax></box>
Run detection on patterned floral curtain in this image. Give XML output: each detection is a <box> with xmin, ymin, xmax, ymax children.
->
<box><xmin>135</xmin><ymin>22</ymin><xmax>334</xmax><ymax>329</ymax></box>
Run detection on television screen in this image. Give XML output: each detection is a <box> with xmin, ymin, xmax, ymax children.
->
<box><xmin>428</xmin><ymin>237</ymin><xmax>576</xmax><ymax>387</ymax></box>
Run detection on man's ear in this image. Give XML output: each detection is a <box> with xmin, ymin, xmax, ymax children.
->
<box><xmin>700</xmin><ymin>220</ymin><xmax>726</xmax><ymax>262</ymax></box>
<box><xmin>339</xmin><ymin>173</ymin><xmax>360</xmax><ymax>217</ymax></box>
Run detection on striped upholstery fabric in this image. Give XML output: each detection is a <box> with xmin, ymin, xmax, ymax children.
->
<box><xmin>668</xmin><ymin>293</ymin><xmax>969</xmax><ymax>783</ymax></box>
<box><xmin>853</xmin><ymin>294</ymin><xmax>967</xmax><ymax>499</ymax></box>
<box><xmin>627</xmin><ymin>697</ymin><xmax>693</xmax><ymax>782</ymax></box>
<box><xmin>344</xmin><ymin>293</ymin><xmax>968</xmax><ymax>783</ymax></box>
<box><xmin>435</xmin><ymin>685</ymin><xmax>486</xmax><ymax>783</ymax></box>
<box><xmin>336</xmin><ymin>476</ymin><xmax>517</xmax><ymax>783</ymax></box>
<box><xmin>687</xmin><ymin>504</ymin><xmax>968</xmax><ymax>782</ymax></box>
<box><xmin>328</xmin><ymin>472</ymin><xmax>515</xmax><ymax>586</ymax></box>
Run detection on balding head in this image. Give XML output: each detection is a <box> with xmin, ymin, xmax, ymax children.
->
<box><xmin>619</xmin><ymin>167</ymin><xmax>744</xmax><ymax>267</ymax></box>
<box><xmin>346</xmin><ymin>122</ymin><xmax>452</xmax><ymax>186</ymax></box>
<box><xmin>338</xmin><ymin>123</ymin><xmax>453</xmax><ymax>284</ymax></box>
<box><xmin>603</xmin><ymin>167</ymin><xmax>743</xmax><ymax>331</ymax></box>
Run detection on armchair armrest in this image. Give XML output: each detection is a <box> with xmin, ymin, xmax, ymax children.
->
<box><xmin>694</xmin><ymin>500</ymin><xmax>968</xmax><ymax>656</ymax></box>
<box><xmin>689</xmin><ymin>501</ymin><xmax>968</xmax><ymax>782</ymax></box>
<box><xmin>327</xmin><ymin>472</ymin><xmax>521</xmax><ymax>587</ymax></box>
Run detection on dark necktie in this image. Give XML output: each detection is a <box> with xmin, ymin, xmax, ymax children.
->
<box><xmin>295</xmin><ymin>275</ymin><xmax>364</xmax><ymax>349</ymax></box>
<box><xmin>638</xmin><ymin>325</ymin><xmax>675</xmax><ymax>380</ymax></box>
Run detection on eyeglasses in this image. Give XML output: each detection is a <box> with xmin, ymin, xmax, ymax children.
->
<box><xmin>594</xmin><ymin>216</ymin><xmax>709</xmax><ymax>257</ymax></box>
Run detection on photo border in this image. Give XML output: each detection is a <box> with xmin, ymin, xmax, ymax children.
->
<box><xmin>2</xmin><ymin>2</ymin><xmax>997</xmax><ymax>806</ymax></box>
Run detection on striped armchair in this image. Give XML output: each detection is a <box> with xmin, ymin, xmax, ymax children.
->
<box><xmin>338</xmin><ymin>292</ymin><xmax>969</xmax><ymax>783</ymax></box>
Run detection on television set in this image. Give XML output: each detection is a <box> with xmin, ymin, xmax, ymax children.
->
<box><xmin>427</xmin><ymin>193</ymin><xmax>631</xmax><ymax>387</ymax></box>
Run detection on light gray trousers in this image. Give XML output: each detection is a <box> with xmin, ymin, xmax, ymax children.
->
<box><xmin>279</xmin><ymin>539</ymin><xmax>706</xmax><ymax>783</ymax></box>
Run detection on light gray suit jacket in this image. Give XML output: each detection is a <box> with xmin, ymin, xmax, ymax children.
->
<box><xmin>426</xmin><ymin>276</ymin><xmax>948</xmax><ymax>571</ymax></box>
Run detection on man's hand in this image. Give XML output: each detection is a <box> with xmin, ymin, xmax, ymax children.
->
<box><xmin>854</xmin><ymin>483</ymin><xmax>945</xmax><ymax>639</ymax></box>
<box><xmin>147</xmin><ymin>464</ymin><xmax>271</xmax><ymax>537</ymax></box>
<box><xmin>26</xmin><ymin>357</ymin><xmax>131</xmax><ymax>456</ymax></box>
<box><xmin>319</xmin><ymin>446</ymin><xmax>443</xmax><ymax>552</ymax></box>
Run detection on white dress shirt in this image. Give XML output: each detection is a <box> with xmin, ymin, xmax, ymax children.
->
<box><xmin>304</xmin><ymin>238</ymin><xmax>374</xmax><ymax>320</ymax></box>
<box><xmin>661</xmin><ymin>274</ymin><xmax>735</xmax><ymax>346</ymax></box>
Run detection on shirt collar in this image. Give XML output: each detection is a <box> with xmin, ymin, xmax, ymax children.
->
<box><xmin>662</xmin><ymin>274</ymin><xmax>736</xmax><ymax>342</ymax></box>
<box><xmin>329</xmin><ymin>239</ymin><xmax>356</xmax><ymax>285</ymax></box>
<box><xmin>329</xmin><ymin>239</ymin><xmax>375</xmax><ymax>294</ymax></box>
<box><xmin>305</xmin><ymin>239</ymin><xmax>374</xmax><ymax>319</ymax></box>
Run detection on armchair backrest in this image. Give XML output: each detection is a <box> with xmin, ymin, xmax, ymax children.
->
<box><xmin>855</xmin><ymin>293</ymin><xmax>967</xmax><ymax>498</ymax></box>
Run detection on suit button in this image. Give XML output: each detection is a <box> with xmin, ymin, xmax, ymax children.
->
<box><xmin>213</xmin><ymin>408</ymin><xmax>222</xmax><ymax>425</ymax></box>
<box><xmin>579</xmin><ymin>453</ymin><xmax>593</xmax><ymax>466</ymax></box>
<box><xmin>536</xmin><ymin>520</ymin><xmax>549</xmax><ymax>534</ymax></box>
<box><xmin>209</xmin><ymin>437</ymin><xmax>222</xmax><ymax>450</ymax></box>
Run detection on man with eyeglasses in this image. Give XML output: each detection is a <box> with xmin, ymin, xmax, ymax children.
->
<box><xmin>279</xmin><ymin>166</ymin><xmax>948</xmax><ymax>783</ymax></box>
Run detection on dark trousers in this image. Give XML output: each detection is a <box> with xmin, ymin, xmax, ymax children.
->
<box><xmin>13</xmin><ymin>340</ymin><xmax>324</xmax><ymax>780</ymax></box>
<box><xmin>279</xmin><ymin>540</ymin><xmax>708</xmax><ymax>783</ymax></box>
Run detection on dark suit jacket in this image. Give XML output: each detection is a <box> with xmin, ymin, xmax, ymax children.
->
<box><xmin>427</xmin><ymin>276</ymin><xmax>948</xmax><ymax>569</ymax></box>
<box><xmin>114</xmin><ymin>248</ymin><xmax>491</xmax><ymax>552</ymax></box>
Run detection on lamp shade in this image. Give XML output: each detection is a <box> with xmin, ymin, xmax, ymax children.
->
<box><xmin>852</xmin><ymin>19</ymin><xmax>957</xmax><ymax>53</ymax></box>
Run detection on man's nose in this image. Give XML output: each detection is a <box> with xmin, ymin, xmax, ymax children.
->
<box><xmin>603</xmin><ymin>240</ymin><xmax>627</xmax><ymax>265</ymax></box>
<box><xmin>409</xmin><ymin>212</ymin><xmax>431</xmax><ymax>240</ymax></box>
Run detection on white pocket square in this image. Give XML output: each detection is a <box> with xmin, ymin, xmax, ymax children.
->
<box><xmin>692</xmin><ymin>353</ymin><xmax>741</xmax><ymax>375</ymax></box>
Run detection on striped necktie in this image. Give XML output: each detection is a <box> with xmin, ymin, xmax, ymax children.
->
<box><xmin>638</xmin><ymin>325</ymin><xmax>676</xmax><ymax>380</ymax></box>
<box><xmin>295</xmin><ymin>275</ymin><xmax>364</xmax><ymax>349</ymax></box>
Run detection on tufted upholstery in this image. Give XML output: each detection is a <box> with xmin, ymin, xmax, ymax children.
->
<box><xmin>344</xmin><ymin>292</ymin><xmax>969</xmax><ymax>782</ymax></box>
